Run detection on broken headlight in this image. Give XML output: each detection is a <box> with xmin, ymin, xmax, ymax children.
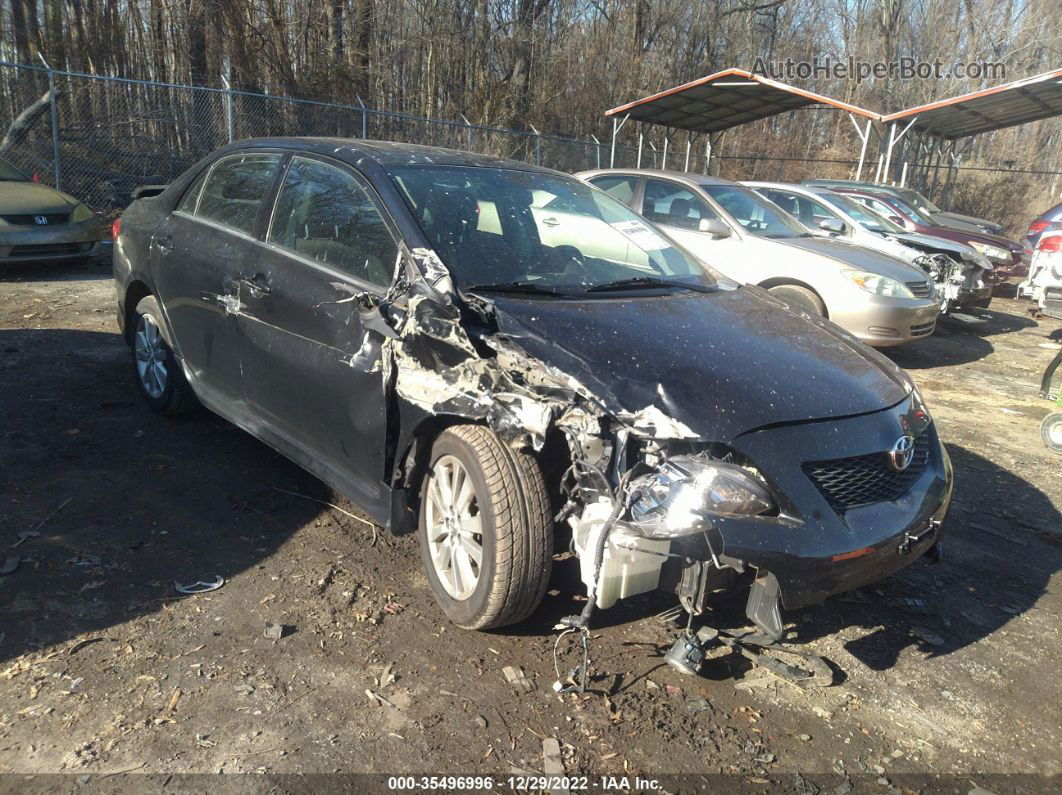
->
<box><xmin>627</xmin><ymin>455</ymin><xmax>773</xmax><ymax>538</ymax></box>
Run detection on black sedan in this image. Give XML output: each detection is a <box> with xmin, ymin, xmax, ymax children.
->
<box><xmin>113</xmin><ymin>138</ymin><xmax>951</xmax><ymax>658</ymax></box>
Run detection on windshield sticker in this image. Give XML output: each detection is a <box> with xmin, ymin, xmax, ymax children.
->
<box><xmin>609</xmin><ymin>220</ymin><xmax>669</xmax><ymax>251</ymax></box>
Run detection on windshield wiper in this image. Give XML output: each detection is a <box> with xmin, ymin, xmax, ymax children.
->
<box><xmin>465</xmin><ymin>281</ymin><xmax>569</xmax><ymax>297</ymax></box>
<box><xmin>585</xmin><ymin>276</ymin><xmax>717</xmax><ymax>293</ymax></box>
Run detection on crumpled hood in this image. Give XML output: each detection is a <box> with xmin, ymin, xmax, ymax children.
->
<box><xmin>778</xmin><ymin>236</ymin><xmax>928</xmax><ymax>283</ymax></box>
<box><xmin>0</xmin><ymin>182</ymin><xmax>79</xmax><ymax>214</ymax></box>
<box><xmin>888</xmin><ymin>231</ymin><xmax>978</xmax><ymax>260</ymax></box>
<box><xmin>488</xmin><ymin>286</ymin><xmax>911</xmax><ymax>442</ymax></box>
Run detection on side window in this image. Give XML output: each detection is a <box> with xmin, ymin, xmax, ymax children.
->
<box><xmin>177</xmin><ymin>170</ymin><xmax>207</xmax><ymax>214</ymax></box>
<box><xmin>765</xmin><ymin>190</ymin><xmax>835</xmax><ymax>228</ymax></box>
<box><xmin>268</xmin><ymin>157</ymin><xmax>398</xmax><ymax>288</ymax></box>
<box><xmin>588</xmin><ymin>175</ymin><xmax>639</xmax><ymax>207</ymax></box>
<box><xmin>196</xmin><ymin>153</ymin><xmax>282</xmax><ymax>235</ymax></box>
<box><xmin>642</xmin><ymin>179</ymin><xmax>717</xmax><ymax>231</ymax></box>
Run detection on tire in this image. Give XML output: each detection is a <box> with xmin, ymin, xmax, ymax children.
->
<box><xmin>130</xmin><ymin>296</ymin><xmax>198</xmax><ymax>415</ymax></box>
<box><xmin>418</xmin><ymin>424</ymin><xmax>552</xmax><ymax>629</ymax></box>
<box><xmin>767</xmin><ymin>284</ymin><xmax>825</xmax><ymax>316</ymax></box>
<box><xmin>970</xmin><ymin>296</ymin><xmax>992</xmax><ymax>309</ymax></box>
<box><xmin>1042</xmin><ymin>411</ymin><xmax>1062</xmax><ymax>455</ymax></box>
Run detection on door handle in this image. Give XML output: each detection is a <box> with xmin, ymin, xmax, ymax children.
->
<box><xmin>154</xmin><ymin>236</ymin><xmax>173</xmax><ymax>253</ymax></box>
<box><xmin>240</xmin><ymin>274</ymin><xmax>271</xmax><ymax>296</ymax></box>
<box><xmin>541</xmin><ymin>217</ymin><xmax>560</xmax><ymax>227</ymax></box>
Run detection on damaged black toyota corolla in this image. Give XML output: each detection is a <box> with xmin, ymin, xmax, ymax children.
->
<box><xmin>113</xmin><ymin>139</ymin><xmax>951</xmax><ymax>676</ymax></box>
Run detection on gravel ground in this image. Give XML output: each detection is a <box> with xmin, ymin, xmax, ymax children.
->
<box><xmin>1</xmin><ymin>259</ymin><xmax>1060</xmax><ymax>791</ymax></box>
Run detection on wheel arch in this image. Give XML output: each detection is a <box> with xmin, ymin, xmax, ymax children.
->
<box><xmin>122</xmin><ymin>279</ymin><xmax>155</xmax><ymax>345</ymax></box>
<box><xmin>757</xmin><ymin>277</ymin><xmax>829</xmax><ymax>318</ymax></box>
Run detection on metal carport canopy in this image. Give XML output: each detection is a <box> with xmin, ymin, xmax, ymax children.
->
<box><xmin>604</xmin><ymin>68</ymin><xmax>880</xmax><ymax>133</ymax></box>
<box><xmin>881</xmin><ymin>68</ymin><xmax>1062</xmax><ymax>140</ymax></box>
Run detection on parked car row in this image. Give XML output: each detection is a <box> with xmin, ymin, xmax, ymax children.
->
<box><xmin>6</xmin><ymin>152</ymin><xmax>1034</xmax><ymax>348</ymax></box>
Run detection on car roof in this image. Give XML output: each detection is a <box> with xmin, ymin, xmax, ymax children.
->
<box><xmin>221</xmin><ymin>137</ymin><xmax>567</xmax><ymax>176</ymax></box>
<box><xmin>577</xmin><ymin>168</ymin><xmax>738</xmax><ymax>188</ymax></box>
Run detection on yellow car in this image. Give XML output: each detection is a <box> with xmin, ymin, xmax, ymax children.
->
<box><xmin>0</xmin><ymin>157</ymin><xmax>101</xmax><ymax>265</ymax></box>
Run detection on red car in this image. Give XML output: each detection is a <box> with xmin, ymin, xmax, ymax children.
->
<box><xmin>832</xmin><ymin>188</ymin><xmax>1029</xmax><ymax>280</ymax></box>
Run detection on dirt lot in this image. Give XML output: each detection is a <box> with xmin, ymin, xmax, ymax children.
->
<box><xmin>1</xmin><ymin>257</ymin><xmax>1060</xmax><ymax>791</ymax></box>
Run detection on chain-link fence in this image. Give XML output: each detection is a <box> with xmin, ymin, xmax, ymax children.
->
<box><xmin>0</xmin><ymin>62</ymin><xmax>639</xmax><ymax>215</ymax></box>
<box><xmin>1</xmin><ymin>61</ymin><xmax>879</xmax><ymax>221</ymax></box>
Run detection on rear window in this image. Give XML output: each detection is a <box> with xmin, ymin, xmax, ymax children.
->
<box><xmin>195</xmin><ymin>153</ymin><xmax>282</xmax><ymax>235</ymax></box>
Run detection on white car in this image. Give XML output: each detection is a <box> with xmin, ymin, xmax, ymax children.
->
<box><xmin>745</xmin><ymin>181</ymin><xmax>994</xmax><ymax>313</ymax></box>
<box><xmin>576</xmin><ymin>169</ymin><xmax>940</xmax><ymax>347</ymax></box>
<box><xmin>1018</xmin><ymin>231</ymin><xmax>1062</xmax><ymax>319</ymax></box>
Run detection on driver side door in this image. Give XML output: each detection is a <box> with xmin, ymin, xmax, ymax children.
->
<box><xmin>235</xmin><ymin>155</ymin><xmax>401</xmax><ymax>517</ymax></box>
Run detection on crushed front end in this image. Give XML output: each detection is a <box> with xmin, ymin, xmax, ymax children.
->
<box><xmin>559</xmin><ymin>391</ymin><xmax>952</xmax><ymax>646</ymax></box>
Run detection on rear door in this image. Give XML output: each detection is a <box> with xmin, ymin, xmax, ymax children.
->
<box><xmin>235</xmin><ymin>154</ymin><xmax>401</xmax><ymax>510</ymax></box>
<box><xmin>151</xmin><ymin>152</ymin><xmax>283</xmax><ymax>409</ymax></box>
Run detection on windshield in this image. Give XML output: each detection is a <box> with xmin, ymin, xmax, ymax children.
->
<box><xmin>388</xmin><ymin>165</ymin><xmax>725</xmax><ymax>294</ymax></box>
<box><xmin>881</xmin><ymin>194</ymin><xmax>935</xmax><ymax>226</ymax></box>
<box><xmin>892</xmin><ymin>185</ymin><xmax>940</xmax><ymax>214</ymax></box>
<box><xmin>701</xmin><ymin>184</ymin><xmax>809</xmax><ymax>238</ymax></box>
<box><xmin>0</xmin><ymin>158</ymin><xmax>28</xmax><ymax>181</ymax></box>
<box><xmin>819</xmin><ymin>192</ymin><xmax>907</xmax><ymax>234</ymax></box>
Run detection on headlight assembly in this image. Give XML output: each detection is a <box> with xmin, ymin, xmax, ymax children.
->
<box><xmin>71</xmin><ymin>203</ymin><xmax>94</xmax><ymax>223</ymax></box>
<box><xmin>841</xmin><ymin>269</ymin><xmax>916</xmax><ymax>299</ymax></box>
<box><xmin>967</xmin><ymin>241</ymin><xmax>1010</xmax><ymax>262</ymax></box>
<box><xmin>627</xmin><ymin>455</ymin><xmax>774</xmax><ymax>539</ymax></box>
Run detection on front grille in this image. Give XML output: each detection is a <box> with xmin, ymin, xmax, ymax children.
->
<box><xmin>906</xmin><ymin>280</ymin><xmax>933</xmax><ymax>299</ymax></box>
<box><xmin>1</xmin><ymin>213</ymin><xmax>70</xmax><ymax>226</ymax></box>
<box><xmin>8</xmin><ymin>242</ymin><xmax>85</xmax><ymax>256</ymax></box>
<box><xmin>803</xmin><ymin>432</ymin><xmax>931</xmax><ymax>511</ymax></box>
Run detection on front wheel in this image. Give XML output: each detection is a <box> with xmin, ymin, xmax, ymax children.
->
<box><xmin>1042</xmin><ymin>411</ymin><xmax>1062</xmax><ymax>455</ymax></box>
<box><xmin>418</xmin><ymin>425</ymin><xmax>552</xmax><ymax>629</ymax></box>
<box><xmin>767</xmin><ymin>284</ymin><xmax>825</xmax><ymax>316</ymax></box>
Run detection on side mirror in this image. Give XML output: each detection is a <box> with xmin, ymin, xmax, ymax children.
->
<box><xmin>818</xmin><ymin>217</ymin><xmax>845</xmax><ymax>234</ymax></box>
<box><xmin>889</xmin><ymin>215</ymin><xmax>906</xmax><ymax>227</ymax></box>
<box><xmin>356</xmin><ymin>293</ymin><xmax>401</xmax><ymax>340</ymax></box>
<box><xmin>132</xmin><ymin>185</ymin><xmax>168</xmax><ymax>200</ymax></box>
<box><xmin>698</xmin><ymin>218</ymin><xmax>732</xmax><ymax>238</ymax></box>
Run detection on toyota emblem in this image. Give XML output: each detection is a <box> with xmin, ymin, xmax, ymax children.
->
<box><xmin>888</xmin><ymin>435</ymin><xmax>916</xmax><ymax>471</ymax></box>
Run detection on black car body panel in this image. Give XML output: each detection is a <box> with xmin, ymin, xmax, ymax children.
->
<box><xmin>489</xmin><ymin>289</ymin><xmax>910</xmax><ymax>442</ymax></box>
<box><xmin>113</xmin><ymin>137</ymin><xmax>952</xmax><ymax>627</ymax></box>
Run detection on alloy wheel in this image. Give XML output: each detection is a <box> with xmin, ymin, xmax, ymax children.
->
<box><xmin>134</xmin><ymin>314</ymin><xmax>168</xmax><ymax>399</ymax></box>
<box><xmin>425</xmin><ymin>455</ymin><xmax>484</xmax><ymax>600</ymax></box>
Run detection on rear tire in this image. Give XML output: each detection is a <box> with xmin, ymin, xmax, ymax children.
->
<box><xmin>970</xmin><ymin>295</ymin><xmax>993</xmax><ymax>309</ymax></box>
<box><xmin>1042</xmin><ymin>412</ymin><xmax>1062</xmax><ymax>455</ymax></box>
<box><xmin>130</xmin><ymin>296</ymin><xmax>198</xmax><ymax>415</ymax></box>
<box><xmin>767</xmin><ymin>284</ymin><xmax>826</xmax><ymax>316</ymax></box>
<box><xmin>418</xmin><ymin>424</ymin><xmax>552</xmax><ymax>629</ymax></box>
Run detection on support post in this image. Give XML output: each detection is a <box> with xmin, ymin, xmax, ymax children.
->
<box><xmin>637</xmin><ymin>131</ymin><xmax>643</xmax><ymax>168</ymax></box>
<box><xmin>900</xmin><ymin>161</ymin><xmax>908</xmax><ymax>187</ymax></box>
<box><xmin>874</xmin><ymin>153</ymin><xmax>884</xmax><ymax>182</ymax></box>
<box><xmin>220</xmin><ymin>68</ymin><xmax>234</xmax><ymax>144</ymax></box>
<box><xmin>882</xmin><ymin>117</ymin><xmax>918</xmax><ymax>184</ymax></box>
<box><xmin>39</xmin><ymin>55</ymin><xmax>61</xmax><ymax>190</ymax></box>
<box><xmin>662</xmin><ymin>129</ymin><xmax>669</xmax><ymax>169</ymax></box>
<box><xmin>705</xmin><ymin>138</ymin><xmax>712</xmax><ymax>175</ymax></box>
<box><xmin>684</xmin><ymin>135</ymin><xmax>691</xmax><ymax>172</ymax></box>
<box><xmin>590</xmin><ymin>134</ymin><xmax>601</xmax><ymax>169</ymax></box>
<box><xmin>609</xmin><ymin>114</ymin><xmax>629</xmax><ymax>168</ymax></box>
<box><xmin>357</xmin><ymin>96</ymin><xmax>368</xmax><ymax>139</ymax></box>
<box><xmin>460</xmin><ymin>115</ymin><xmax>473</xmax><ymax>150</ymax></box>
<box><xmin>849</xmin><ymin>115</ymin><xmax>871</xmax><ymax>181</ymax></box>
